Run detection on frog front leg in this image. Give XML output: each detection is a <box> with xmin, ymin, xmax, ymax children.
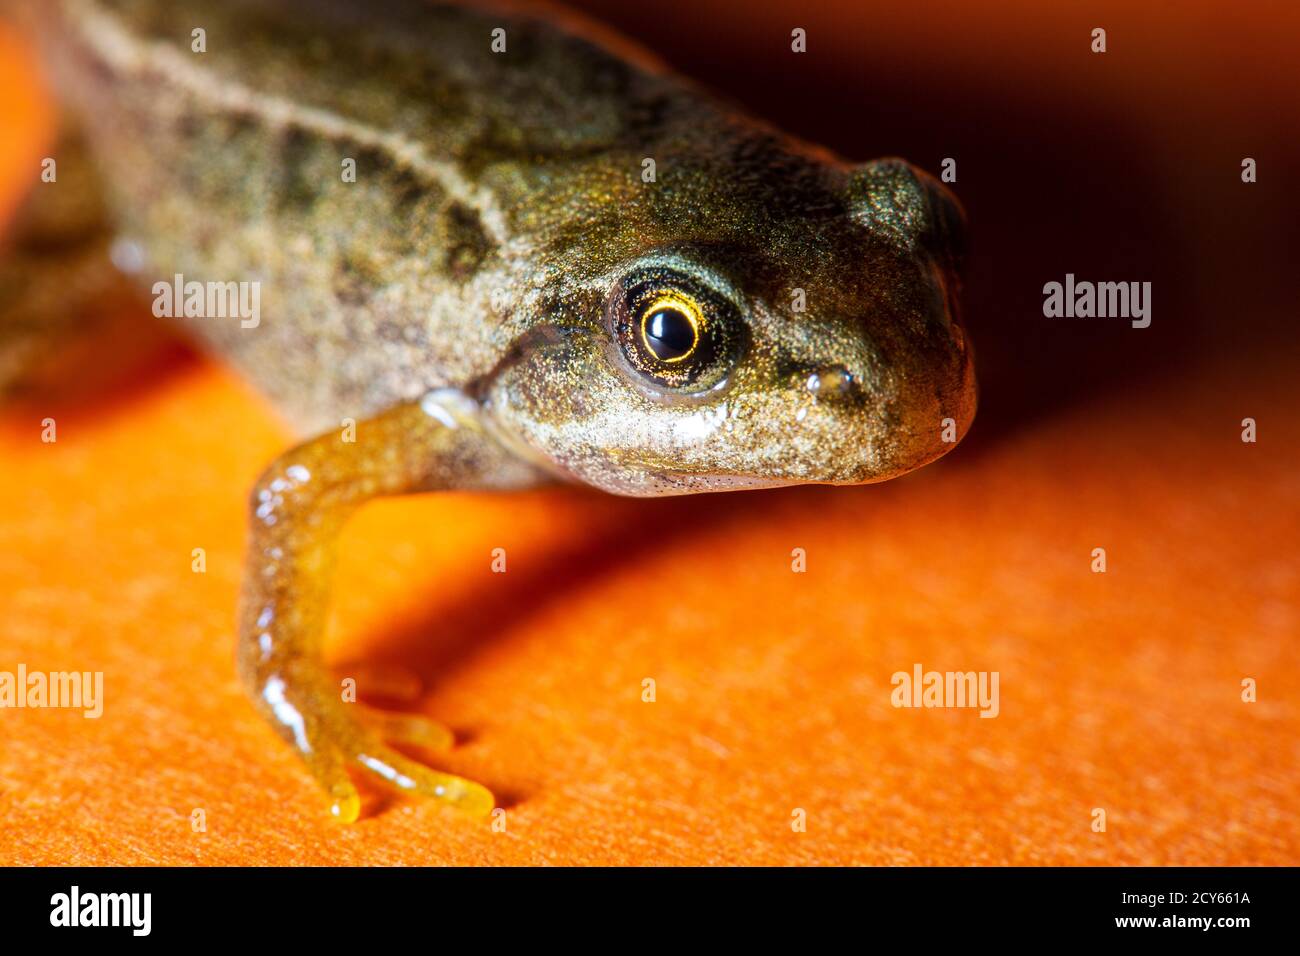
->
<box><xmin>238</xmin><ymin>389</ymin><xmax>544</xmax><ymax>821</ymax></box>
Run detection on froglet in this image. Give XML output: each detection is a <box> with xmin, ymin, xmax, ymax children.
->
<box><xmin>12</xmin><ymin>0</ymin><xmax>976</xmax><ymax>821</ymax></box>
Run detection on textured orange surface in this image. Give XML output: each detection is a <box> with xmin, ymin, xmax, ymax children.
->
<box><xmin>1</xmin><ymin>3</ymin><xmax>1297</xmax><ymax>865</ymax></box>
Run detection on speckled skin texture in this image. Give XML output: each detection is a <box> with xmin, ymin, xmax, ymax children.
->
<box><xmin>39</xmin><ymin>0</ymin><xmax>974</xmax><ymax>494</ymax></box>
<box><xmin>26</xmin><ymin>0</ymin><xmax>975</xmax><ymax>817</ymax></box>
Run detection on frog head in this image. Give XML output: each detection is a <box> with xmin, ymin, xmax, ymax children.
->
<box><xmin>480</xmin><ymin>157</ymin><xmax>975</xmax><ymax>496</ymax></box>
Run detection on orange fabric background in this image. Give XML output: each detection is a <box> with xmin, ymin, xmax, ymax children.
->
<box><xmin>1</xmin><ymin>2</ymin><xmax>1297</xmax><ymax>865</ymax></box>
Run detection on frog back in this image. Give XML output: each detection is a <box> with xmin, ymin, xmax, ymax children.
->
<box><xmin>31</xmin><ymin>0</ymin><xmax>692</xmax><ymax>433</ymax></box>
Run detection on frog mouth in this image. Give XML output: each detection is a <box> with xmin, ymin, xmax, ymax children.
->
<box><xmin>648</xmin><ymin>470</ymin><xmax>800</xmax><ymax>493</ymax></box>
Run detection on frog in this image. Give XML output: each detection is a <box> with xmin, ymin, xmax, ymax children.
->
<box><xmin>9</xmin><ymin>0</ymin><xmax>976</xmax><ymax>821</ymax></box>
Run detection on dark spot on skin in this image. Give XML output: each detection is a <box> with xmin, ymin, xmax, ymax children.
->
<box><xmin>442</xmin><ymin>202</ymin><xmax>491</xmax><ymax>278</ymax></box>
<box><xmin>345</xmin><ymin>144</ymin><xmax>387</xmax><ymax>185</ymax></box>
<box><xmin>332</xmin><ymin>276</ymin><xmax>369</xmax><ymax>306</ymax></box>
<box><xmin>387</xmin><ymin>166</ymin><xmax>427</xmax><ymax>215</ymax></box>
<box><xmin>222</xmin><ymin>111</ymin><xmax>261</xmax><ymax>142</ymax></box>
<box><xmin>342</xmin><ymin>143</ymin><xmax>429</xmax><ymax>215</ymax></box>
<box><xmin>277</xmin><ymin>127</ymin><xmax>321</xmax><ymax>211</ymax></box>
<box><xmin>161</xmin><ymin>108</ymin><xmax>209</xmax><ymax>196</ymax></box>
<box><xmin>334</xmin><ymin>249</ymin><xmax>381</xmax><ymax>306</ymax></box>
<box><xmin>173</xmin><ymin>109</ymin><xmax>204</xmax><ymax>143</ymax></box>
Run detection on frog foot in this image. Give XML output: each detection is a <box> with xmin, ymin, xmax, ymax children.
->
<box><xmin>258</xmin><ymin>672</ymin><xmax>494</xmax><ymax>823</ymax></box>
<box><xmin>238</xmin><ymin>397</ymin><xmax>534</xmax><ymax>822</ymax></box>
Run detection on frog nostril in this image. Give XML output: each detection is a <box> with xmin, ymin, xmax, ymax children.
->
<box><xmin>804</xmin><ymin>364</ymin><xmax>856</xmax><ymax>401</ymax></box>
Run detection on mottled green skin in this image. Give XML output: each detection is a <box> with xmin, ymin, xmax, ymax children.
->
<box><xmin>39</xmin><ymin>0</ymin><xmax>975</xmax><ymax>495</ymax></box>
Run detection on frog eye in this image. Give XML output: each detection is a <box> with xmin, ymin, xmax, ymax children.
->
<box><xmin>608</xmin><ymin>271</ymin><xmax>745</xmax><ymax>393</ymax></box>
<box><xmin>639</xmin><ymin>294</ymin><xmax>701</xmax><ymax>363</ymax></box>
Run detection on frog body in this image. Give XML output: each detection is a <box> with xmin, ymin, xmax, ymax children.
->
<box><xmin>17</xmin><ymin>0</ymin><xmax>976</xmax><ymax>818</ymax></box>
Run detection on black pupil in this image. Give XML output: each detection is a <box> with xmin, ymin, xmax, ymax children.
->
<box><xmin>644</xmin><ymin>308</ymin><xmax>696</xmax><ymax>360</ymax></box>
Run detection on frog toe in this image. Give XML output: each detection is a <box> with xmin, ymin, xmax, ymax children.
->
<box><xmin>357</xmin><ymin>705</ymin><xmax>455</xmax><ymax>752</ymax></box>
<box><xmin>294</xmin><ymin>731</ymin><xmax>364</xmax><ymax>823</ymax></box>
<box><xmin>350</xmin><ymin>743</ymin><xmax>495</xmax><ymax>818</ymax></box>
